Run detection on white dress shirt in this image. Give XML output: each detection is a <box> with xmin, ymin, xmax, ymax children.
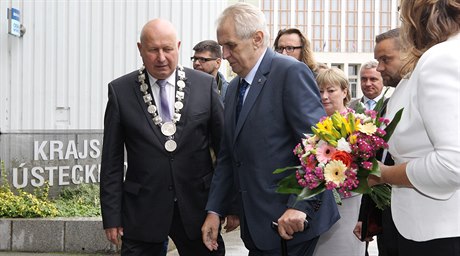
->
<box><xmin>148</xmin><ymin>70</ymin><xmax>176</xmax><ymax>120</ymax></box>
<box><xmin>385</xmin><ymin>33</ymin><xmax>460</xmax><ymax>241</ymax></box>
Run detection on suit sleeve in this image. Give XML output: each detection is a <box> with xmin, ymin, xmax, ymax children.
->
<box><xmin>206</xmin><ymin>80</ymin><xmax>236</xmax><ymax>216</ymax></box>
<box><xmin>209</xmin><ymin>77</ymin><xmax>224</xmax><ymax>155</ymax></box>
<box><xmin>100</xmin><ymin>83</ymin><xmax>126</xmax><ymax>229</ymax></box>
<box><xmin>282</xmin><ymin>61</ymin><xmax>332</xmax><ymax>217</ymax></box>
<box><xmin>407</xmin><ymin>45</ymin><xmax>460</xmax><ymax>199</ymax></box>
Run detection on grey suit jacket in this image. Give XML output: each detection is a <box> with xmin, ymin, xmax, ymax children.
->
<box><xmin>100</xmin><ymin>67</ymin><xmax>224</xmax><ymax>242</ymax></box>
<box><xmin>207</xmin><ymin>49</ymin><xmax>339</xmax><ymax>250</ymax></box>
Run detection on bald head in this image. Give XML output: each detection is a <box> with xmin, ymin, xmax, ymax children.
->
<box><xmin>140</xmin><ymin>19</ymin><xmax>177</xmax><ymax>44</ymax></box>
<box><xmin>137</xmin><ymin>19</ymin><xmax>181</xmax><ymax>79</ymax></box>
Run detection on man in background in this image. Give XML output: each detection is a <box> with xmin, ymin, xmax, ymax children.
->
<box><xmin>192</xmin><ymin>40</ymin><xmax>229</xmax><ymax>102</ymax></box>
<box><xmin>349</xmin><ymin>60</ymin><xmax>385</xmax><ymax>112</ymax></box>
<box><xmin>353</xmin><ymin>28</ymin><xmax>403</xmax><ymax>256</ymax></box>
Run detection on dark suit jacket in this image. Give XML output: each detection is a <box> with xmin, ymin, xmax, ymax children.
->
<box><xmin>206</xmin><ymin>49</ymin><xmax>340</xmax><ymax>251</ymax></box>
<box><xmin>100</xmin><ymin>67</ymin><xmax>224</xmax><ymax>243</ymax></box>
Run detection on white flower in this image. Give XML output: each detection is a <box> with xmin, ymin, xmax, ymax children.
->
<box><xmin>336</xmin><ymin>138</ymin><xmax>352</xmax><ymax>153</ymax></box>
<box><xmin>324</xmin><ymin>160</ymin><xmax>347</xmax><ymax>186</ymax></box>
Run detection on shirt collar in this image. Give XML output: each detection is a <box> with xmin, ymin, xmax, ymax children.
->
<box><xmin>243</xmin><ymin>48</ymin><xmax>267</xmax><ymax>85</ymax></box>
<box><xmin>147</xmin><ymin>69</ymin><xmax>177</xmax><ymax>87</ymax></box>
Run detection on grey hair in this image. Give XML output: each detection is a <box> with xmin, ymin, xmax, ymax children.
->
<box><xmin>360</xmin><ymin>60</ymin><xmax>379</xmax><ymax>72</ymax></box>
<box><xmin>216</xmin><ymin>2</ymin><xmax>270</xmax><ymax>47</ymax></box>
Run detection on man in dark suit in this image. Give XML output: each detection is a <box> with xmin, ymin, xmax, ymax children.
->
<box><xmin>201</xmin><ymin>3</ymin><xmax>339</xmax><ymax>255</ymax></box>
<box><xmin>353</xmin><ymin>28</ymin><xmax>403</xmax><ymax>256</ymax></box>
<box><xmin>100</xmin><ymin>18</ymin><xmax>225</xmax><ymax>256</ymax></box>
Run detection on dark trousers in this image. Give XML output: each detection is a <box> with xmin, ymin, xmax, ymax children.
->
<box><xmin>247</xmin><ymin>237</ymin><xmax>319</xmax><ymax>256</ymax></box>
<box><xmin>121</xmin><ymin>203</ymin><xmax>225</xmax><ymax>256</ymax></box>
<box><xmin>397</xmin><ymin>232</ymin><xmax>460</xmax><ymax>256</ymax></box>
<box><xmin>376</xmin><ymin>207</ymin><xmax>398</xmax><ymax>256</ymax></box>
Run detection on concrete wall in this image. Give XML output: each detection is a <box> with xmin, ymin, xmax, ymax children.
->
<box><xmin>0</xmin><ymin>218</ymin><xmax>117</xmax><ymax>253</ymax></box>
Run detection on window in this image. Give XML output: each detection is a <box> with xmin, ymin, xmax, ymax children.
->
<box><xmin>362</xmin><ymin>0</ymin><xmax>375</xmax><ymax>52</ymax></box>
<box><xmin>379</xmin><ymin>0</ymin><xmax>392</xmax><ymax>34</ymax></box>
<box><xmin>348</xmin><ymin>64</ymin><xmax>359</xmax><ymax>98</ymax></box>
<box><xmin>312</xmin><ymin>0</ymin><xmax>325</xmax><ymax>51</ymax></box>
<box><xmin>295</xmin><ymin>0</ymin><xmax>308</xmax><ymax>36</ymax></box>
<box><xmin>329</xmin><ymin>0</ymin><xmax>341</xmax><ymax>52</ymax></box>
<box><xmin>345</xmin><ymin>0</ymin><xmax>358</xmax><ymax>52</ymax></box>
<box><xmin>261</xmin><ymin>0</ymin><xmax>275</xmax><ymax>43</ymax></box>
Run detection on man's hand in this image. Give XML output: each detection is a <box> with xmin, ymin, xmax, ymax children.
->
<box><xmin>223</xmin><ymin>215</ymin><xmax>240</xmax><ymax>232</ymax></box>
<box><xmin>276</xmin><ymin>209</ymin><xmax>307</xmax><ymax>240</ymax></box>
<box><xmin>105</xmin><ymin>227</ymin><xmax>124</xmax><ymax>245</ymax></box>
<box><xmin>353</xmin><ymin>221</ymin><xmax>374</xmax><ymax>242</ymax></box>
<box><xmin>202</xmin><ymin>213</ymin><xmax>220</xmax><ymax>251</ymax></box>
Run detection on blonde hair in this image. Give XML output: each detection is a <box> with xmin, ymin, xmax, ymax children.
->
<box><xmin>400</xmin><ymin>0</ymin><xmax>460</xmax><ymax>75</ymax></box>
<box><xmin>316</xmin><ymin>68</ymin><xmax>351</xmax><ymax>106</ymax></box>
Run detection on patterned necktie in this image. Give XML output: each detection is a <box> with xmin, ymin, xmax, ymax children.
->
<box><xmin>157</xmin><ymin>79</ymin><xmax>171</xmax><ymax>122</ymax></box>
<box><xmin>366</xmin><ymin>99</ymin><xmax>375</xmax><ymax>110</ymax></box>
<box><xmin>236</xmin><ymin>79</ymin><xmax>249</xmax><ymax>121</ymax></box>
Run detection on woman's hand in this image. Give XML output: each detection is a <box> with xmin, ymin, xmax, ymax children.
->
<box><xmin>368</xmin><ymin>161</ymin><xmax>386</xmax><ymax>187</ymax></box>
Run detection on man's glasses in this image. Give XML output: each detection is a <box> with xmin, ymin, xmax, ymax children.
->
<box><xmin>275</xmin><ymin>46</ymin><xmax>302</xmax><ymax>53</ymax></box>
<box><xmin>190</xmin><ymin>56</ymin><xmax>218</xmax><ymax>63</ymax></box>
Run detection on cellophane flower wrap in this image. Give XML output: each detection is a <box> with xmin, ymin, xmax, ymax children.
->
<box><xmin>274</xmin><ymin>102</ymin><xmax>403</xmax><ymax>209</ymax></box>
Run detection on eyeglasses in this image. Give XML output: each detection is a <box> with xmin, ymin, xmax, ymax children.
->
<box><xmin>275</xmin><ymin>46</ymin><xmax>302</xmax><ymax>53</ymax></box>
<box><xmin>190</xmin><ymin>56</ymin><xmax>218</xmax><ymax>63</ymax></box>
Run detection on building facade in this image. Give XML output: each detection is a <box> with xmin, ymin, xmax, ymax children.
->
<box><xmin>259</xmin><ymin>0</ymin><xmax>400</xmax><ymax>98</ymax></box>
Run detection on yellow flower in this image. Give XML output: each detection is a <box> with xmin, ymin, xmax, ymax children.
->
<box><xmin>316</xmin><ymin>118</ymin><xmax>333</xmax><ymax>133</ymax></box>
<box><xmin>349</xmin><ymin>134</ymin><xmax>358</xmax><ymax>144</ymax></box>
<box><xmin>324</xmin><ymin>160</ymin><xmax>347</xmax><ymax>186</ymax></box>
<box><xmin>359</xmin><ymin>122</ymin><xmax>377</xmax><ymax>135</ymax></box>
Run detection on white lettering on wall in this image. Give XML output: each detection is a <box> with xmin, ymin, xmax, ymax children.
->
<box><xmin>34</xmin><ymin>141</ymin><xmax>48</xmax><ymax>160</ymax></box>
<box><xmin>50</xmin><ymin>141</ymin><xmax>64</xmax><ymax>160</ymax></box>
<box><xmin>33</xmin><ymin>139</ymin><xmax>103</xmax><ymax>161</ymax></box>
<box><xmin>89</xmin><ymin>139</ymin><xmax>101</xmax><ymax>158</ymax></box>
<box><xmin>65</xmin><ymin>140</ymin><xmax>79</xmax><ymax>159</ymax></box>
<box><xmin>30</xmin><ymin>167</ymin><xmax>45</xmax><ymax>187</ymax></box>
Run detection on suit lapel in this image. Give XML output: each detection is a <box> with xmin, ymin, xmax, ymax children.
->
<box><xmin>172</xmin><ymin>68</ymin><xmax>190</xmax><ymax>149</ymax></box>
<box><xmin>133</xmin><ymin>75</ymin><xmax>166</xmax><ymax>146</ymax></box>
<box><xmin>233</xmin><ymin>49</ymin><xmax>274</xmax><ymax>144</ymax></box>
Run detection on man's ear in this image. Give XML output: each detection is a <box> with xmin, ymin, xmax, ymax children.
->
<box><xmin>215</xmin><ymin>58</ymin><xmax>222</xmax><ymax>68</ymax></box>
<box><xmin>253</xmin><ymin>30</ymin><xmax>264</xmax><ymax>48</ymax></box>
<box><xmin>137</xmin><ymin>42</ymin><xmax>142</xmax><ymax>55</ymax></box>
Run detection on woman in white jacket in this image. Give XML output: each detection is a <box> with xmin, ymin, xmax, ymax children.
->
<box><xmin>370</xmin><ymin>1</ymin><xmax>460</xmax><ymax>255</ymax></box>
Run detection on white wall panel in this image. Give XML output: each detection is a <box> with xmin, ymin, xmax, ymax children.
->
<box><xmin>0</xmin><ymin>0</ymin><xmax>227</xmax><ymax>132</ymax></box>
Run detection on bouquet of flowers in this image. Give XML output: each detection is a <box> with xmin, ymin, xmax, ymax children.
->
<box><xmin>274</xmin><ymin>102</ymin><xmax>403</xmax><ymax>209</ymax></box>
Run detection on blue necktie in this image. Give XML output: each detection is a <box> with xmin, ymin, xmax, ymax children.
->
<box><xmin>366</xmin><ymin>99</ymin><xmax>375</xmax><ymax>110</ymax></box>
<box><xmin>236</xmin><ymin>79</ymin><xmax>249</xmax><ymax>121</ymax></box>
<box><xmin>157</xmin><ymin>79</ymin><xmax>171</xmax><ymax>122</ymax></box>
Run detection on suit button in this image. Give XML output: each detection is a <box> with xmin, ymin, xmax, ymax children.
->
<box><xmin>168</xmin><ymin>185</ymin><xmax>173</xmax><ymax>190</ymax></box>
<box><xmin>170</xmin><ymin>157</ymin><xmax>174</xmax><ymax>162</ymax></box>
<box><xmin>235</xmin><ymin>162</ymin><xmax>241</xmax><ymax>167</ymax></box>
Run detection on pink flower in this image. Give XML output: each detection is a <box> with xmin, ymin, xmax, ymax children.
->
<box><xmin>362</xmin><ymin>161</ymin><xmax>373</xmax><ymax>170</ymax></box>
<box><xmin>316</xmin><ymin>142</ymin><xmax>336</xmax><ymax>163</ymax></box>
